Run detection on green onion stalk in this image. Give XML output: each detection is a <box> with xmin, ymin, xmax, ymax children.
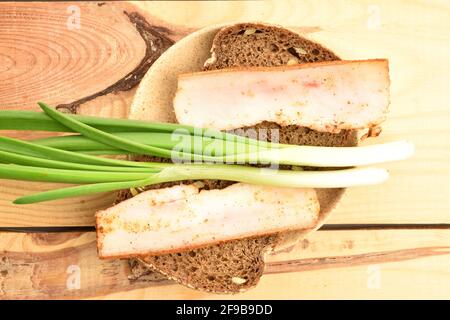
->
<box><xmin>0</xmin><ymin>102</ymin><xmax>414</xmax><ymax>204</ymax></box>
<box><xmin>9</xmin><ymin>165</ymin><xmax>389</xmax><ymax>204</ymax></box>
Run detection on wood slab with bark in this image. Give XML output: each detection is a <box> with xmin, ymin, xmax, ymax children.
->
<box><xmin>1</xmin><ymin>229</ymin><xmax>449</xmax><ymax>299</ymax></box>
<box><xmin>0</xmin><ymin>1</ymin><xmax>190</xmax><ymax>224</ymax></box>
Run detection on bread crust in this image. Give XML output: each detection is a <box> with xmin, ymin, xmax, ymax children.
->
<box><xmin>182</xmin><ymin>58</ymin><xmax>388</xmax><ymax>77</ymax></box>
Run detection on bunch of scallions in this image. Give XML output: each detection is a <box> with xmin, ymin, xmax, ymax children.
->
<box><xmin>0</xmin><ymin>102</ymin><xmax>414</xmax><ymax>204</ymax></box>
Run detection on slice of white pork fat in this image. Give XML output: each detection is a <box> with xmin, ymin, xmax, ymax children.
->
<box><xmin>173</xmin><ymin>59</ymin><xmax>390</xmax><ymax>133</ymax></box>
<box><xmin>96</xmin><ymin>183</ymin><xmax>319</xmax><ymax>258</ymax></box>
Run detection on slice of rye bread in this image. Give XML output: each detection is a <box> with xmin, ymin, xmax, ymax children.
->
<box><xmin>123</xmin><ymin>23</ymin><xmax>358</xmax><ymax>293</ymax></box>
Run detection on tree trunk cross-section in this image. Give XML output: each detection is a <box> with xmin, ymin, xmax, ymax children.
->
<box><xmin>0</xmin><ymin>2</ymin><xmax>182</xmax><ymax>113</ymax></box>
<box><xmin>0</xmin><ymin>2</ymin><xmax>189</xmax><ymax>226</ymax></box>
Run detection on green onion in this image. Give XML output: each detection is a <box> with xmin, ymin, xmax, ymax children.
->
<box><xmin>0</xmin><ymin>135</ymin><xmax>169</xmax><ymax>169</ymax></box>
<box><xmin>33</xmin><ymin>132</ymin><xmax>414</xmax><ymax>167</ymax></box>
<box><xmin>235</xmin><ymin>140</ymin><xmax>415</xmax><ymax>167</ymax></box>
<box><xmin>0</xmin><ymin>109</ymin><xmax>275</xmax><ymax>148</ymax></box>
<box><xmin>12</xmin><ymin>166</ymin><xmax>389</xmax><ymax>204</ymax></box>
<box><xmin>0</xmin><ymin>164</ymin><xmax>154</xmax><ymax>184</ymax></box>
<box><xmin>0</xmin><ymin>103</ymin><xmax>414</xmax><ymax>205</ymax></box>
<box><xmin>31</xmin><ymin>131</ymin><xmax>259</xmax><ymax>156</ymax></box>
<box><xmin>145</xmin><ymin>164</ymin><xmax>390</xmax><ymax>188</ymax></box>
<box><xmin>39</xmin><ymin>102</ymin><xmax>220</xmax><ymax>161</ymax></box>
<box><xmin>13</xmin><ymin>179</ymin><xmax>153</xmax><ymax>205</ymax></box>
<box><xmin>0</xmin><ymin>109</ymin><xmax>193</xmax><ymax>133</ymax></box>
<box><xmin>0</xmin><ymin>150</ymin><xmax>161</xmax><ymax>172</ymax></box>
<box><xmin>38</xmin><ymin>103</ymin><xmax>414</xmax><ymax>167</ymax></box>
<box><xmin>78</xmin><ymin>150</ymin><xmax>138</xmax><ymax>156</ymax></box>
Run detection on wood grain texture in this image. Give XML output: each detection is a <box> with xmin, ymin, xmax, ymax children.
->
<box><xmin>102</xmin><ymin>254</ymin><xmax>450</xmax><ymax>300</ymax></box>
<box><xmin>134</xmin><ymin>0</ymin><xmax>450</xmax><ymax>225</ymax></box>
<box><xmin>0</xmin><ymin>2</ymin><xmax>142</xmax><ymax>110</ymax></box>
<box><xmin>0</xmin><ymin>229</ymin><xmax>449</xmax><ymax>299</ymax></box>
<box><xmin>0</xmin><ymin>180</ymin><xmax>116</xmax><ymax>227</ymax></box>
<box><xmin>1</xmin><ymin>0</ymin><xmax>449</xmax><ymax>226</ymax></box>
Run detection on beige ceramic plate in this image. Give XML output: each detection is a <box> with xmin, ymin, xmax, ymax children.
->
<box><xmin>129</xmin><ymin>23</ymin><xmax>348</xmax><ymax>252</ymax></box>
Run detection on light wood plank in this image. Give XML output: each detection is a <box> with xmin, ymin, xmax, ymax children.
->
<box><xmin>0</xmin><ymin>0</ymin><xmax>449</xmax><ymax>226</ymax></box>
<box><xmin>135</xmin><ymin>0</ymin><xmax>450</xmax><ymax>225</ymax></box>
<box><xmin>0</xmin><ymin>2</ymin><xmax>146</xmax><ymax>111</ymax></box>
<box><xmin>0</xmin><ymin>180</ymin><xmax>116</xmax><ymax>227</ymax></box>
<box><xmin>96</xmin><ymin>255</ymin><xmax>450</xmax><ymax>300</ymax></box>
<box><xmin>0</xmin><ymin>229</ymin><xmax>449</xmax><ymax>299</ymax></box>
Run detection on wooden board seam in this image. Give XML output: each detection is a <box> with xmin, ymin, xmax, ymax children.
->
<box><xmin>2</xmin><ymin>223</ymin><xmax>450</xmax><ymax>233</ymax></box>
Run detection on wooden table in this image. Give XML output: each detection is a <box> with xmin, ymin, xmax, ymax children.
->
<box><xmin>0</xmin><ymin>1</ymin><xmax>449</xmax><ymax>299</ymax></box>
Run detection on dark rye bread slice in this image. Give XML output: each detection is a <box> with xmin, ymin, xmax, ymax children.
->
<box><xmin>125</xmin><ymin>23</ymin><xmax>357</xmax><ymax>293</ymax></box>
<box><xmin>203</xmin><ymin>22</ymin><xmax>339</xmax><ymax>70</ymax></box>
